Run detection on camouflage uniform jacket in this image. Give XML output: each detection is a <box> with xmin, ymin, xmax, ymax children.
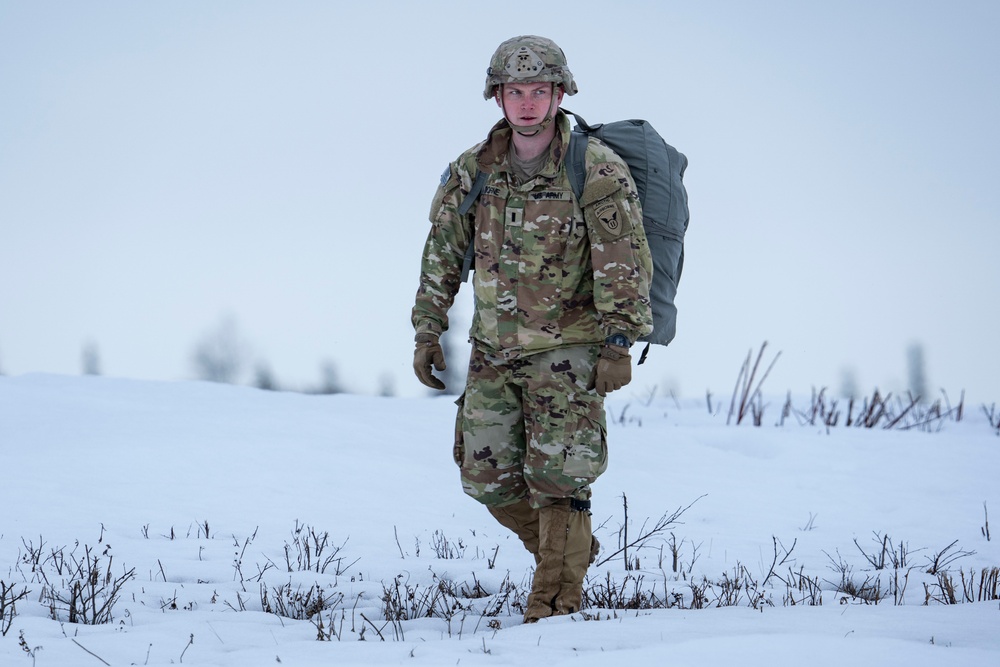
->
<box><xmin>413</xmin><ymin>110</ymin><xmax>653</xmax><ymax>359</ymax></box>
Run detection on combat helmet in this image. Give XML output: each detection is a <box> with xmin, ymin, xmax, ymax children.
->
<box><xmin>483</xmin><ymin>35</ymin><xmax>578</xmax><ymax>100</ymax></box>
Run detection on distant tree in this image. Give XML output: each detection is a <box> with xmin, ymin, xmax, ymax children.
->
<box><xmin>313</xmin><ymin>360</ymin><xmax>344</xmax><ymax>394</ymax></box>
<box><xmin>254</xmin><ymin>362</ymin><xmax>278</xmax><ymax>391</ymax></box>
<box><xmin>378</xmin><ymin>372</ymin><xmax>396</xmax><ymax>397</ymax></box>
<box><xmin>907</xmin><ymin>343</ymin><xmax>928</xmax><ymax>401</ymax></box>
<box><xmin>81</xmin><ymin>340</ymin><xmax>101</xmax><ymax>375</ymax></box>
<box><xmin>191</xmin><ymin>316</ymin><xmax>249</xmax><ymax>384</ymax></box>
<box><xmin>839</xmin><ymin>366</ymin><xmax>859</xmax><ymax>400</ymax></box>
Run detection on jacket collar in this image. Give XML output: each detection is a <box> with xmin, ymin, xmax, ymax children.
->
<box><xmin>476</xmin><ymin>110</ymin><xmax>571</xmax><ymax>178</ymax></box>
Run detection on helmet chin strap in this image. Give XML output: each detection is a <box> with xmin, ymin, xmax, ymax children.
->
<box><xmin>509</xmin><ymin>114</ymin><xmax>553</xmax><ymax>137</ymax></box>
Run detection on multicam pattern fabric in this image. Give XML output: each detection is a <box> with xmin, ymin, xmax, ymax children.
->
<box><xmin>453</xmin><ymin>345</ymin><xmax>607</xmax><ymax>508</ymax></box>
<box><xmin>482</xmin><ymin>35</ymin><xmax>578</xmax><ymax>99</ymax></box>
<box><xmin>412</xmin><ymin>110</ymin><xmax>653</xmax><ymax>357</ymax></box>
<box><xmin>413</xmin><ymin>108</ymin><xmax>653</xmax><ymax>509</ymax></box>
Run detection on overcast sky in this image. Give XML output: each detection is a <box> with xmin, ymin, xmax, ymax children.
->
<box><xmin>2</xmin><ymin>0</ymin><xmax>998</xmax><ymax>403</ymax></box>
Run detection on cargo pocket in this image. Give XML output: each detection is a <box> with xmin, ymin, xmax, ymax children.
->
<box><xmin>561</xmin><ymin>403</ymin><xmax>608</xmax><ymax>482</ymax></box>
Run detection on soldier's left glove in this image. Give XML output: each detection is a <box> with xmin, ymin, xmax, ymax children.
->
<box><xmin>413</xmin><ymin>333</ymin><xmax>447</xmax><ymax>391</ymax></box>
<box><xmin>591</xmin><ymin>344</ymin><xmax>632</xmax><ymax>397</ymax></box>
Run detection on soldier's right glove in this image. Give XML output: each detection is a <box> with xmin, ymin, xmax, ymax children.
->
<box><xmin>413</xmin><ymin>333</ymin><xmax>447</xmax><ymax>390</ymax></box>
<box><xmin>591</xmin><ymin>344</ymin><xmax>632</xmax><ymax>397</ymax></box>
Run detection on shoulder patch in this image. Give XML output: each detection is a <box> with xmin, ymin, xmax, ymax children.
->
<box><xmin>593</xmin><ymin>197</ymin><xmax>625</xmax><ymax>238</ymax></box>
<box><xmin>429</xmin><ymin>163</ymin><xmax>461</xmax><ymax>223</ymax></box>
<box><xmin>582</xmin><ymin>166</ymin><xmax>632</xmax><ymax>241</ymax></box>
<box><xmin>589</xmin><ymin>195</ymin><xmax>630</xmax><ymax>240</ymax></box>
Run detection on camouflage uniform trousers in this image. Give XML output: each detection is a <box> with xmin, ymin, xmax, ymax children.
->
<box><xmin>453</xmin><ymin>344</ymin><xmax>608</xmax><ymax>509</ymax></box>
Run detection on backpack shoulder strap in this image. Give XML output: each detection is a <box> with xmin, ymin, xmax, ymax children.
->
<box><xmin>566</xmin><ymin>131</ymin><xmax>587</xmax><ymax>203</ymax></box>
<box><xmin>563</xmin><ymin>109</ymin><xmax>591</xmax><ymax>203</ymax></box>
<box><xmin>458</xmin><ymin>170</ymin><xmax>488</xmax><ymax>282</ymax></box>
<box><xmin>458</xmin><ymin>169</ymin><xmax>488</xmax><ymax>217</ymax></box>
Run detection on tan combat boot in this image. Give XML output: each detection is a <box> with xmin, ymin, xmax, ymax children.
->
<box><xmin>523</xmin><ymin>500</ymin><xmax>571</xmax><ymax>622</ymax></box>
<box><xmin>487</xmin><ymin>499</ymin><xmax>541</xmax><ymax>565</ymax></box>
<box><xmin>554</xmin><ymin>503</ymin><xmax>594</xmax><ymax>615</ymax></box>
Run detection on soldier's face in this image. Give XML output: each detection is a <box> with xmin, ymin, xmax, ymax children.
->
<box><xmin>497</xmin><ymin>83</ymin><xmax>563</xmax><ymax>125</ymax></box>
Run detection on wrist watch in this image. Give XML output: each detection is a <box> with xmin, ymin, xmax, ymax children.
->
<box><xmin>605</xmin><ymin>333</ymin><xmax>631</xmax><ymax>348</ymax></box>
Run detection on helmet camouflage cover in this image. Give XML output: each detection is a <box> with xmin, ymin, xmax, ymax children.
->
<box><xmin>483</xmin><ymin>35</ymin><xmax>578</xmax><ymax>100</ymax></box>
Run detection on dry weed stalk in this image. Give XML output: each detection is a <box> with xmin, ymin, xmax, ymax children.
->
<box><xmin>727</xmin><ymin>341</ymin><xmax>781</xmax><ymax>426</ymax></box>
<box><xmin>37</xmin><ymin>543</ymin><xmax>135</xmax><ymax>624</ymax></box>
<box><xmin>599</xmin><ymin>495</ymin><xmax>705</xmax><ymax>569</ymax></box>
<box><xmin>284</xmin><ymin>521</ymin><xmax>356</xmax><ymax>575</ymax></box>
<box><xmin>1</xmin><ymin>580</ymin><xmax>30</xmax><ymax>636</ymax></box>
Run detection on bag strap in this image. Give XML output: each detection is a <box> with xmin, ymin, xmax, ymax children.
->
<box><xmin>566</xmin><ymin>131</ymin><xmax>587</xmax><ymax>204</ymax></box>
<box><xmin>637</xmin><ymin>342</ymin><xmax>651</xmax><ymax>365</ymax></box>
<box><xmin>563</xmin><ymin>109</ymin><xmax>589</xmax><ymax>203</ymax></box>
<box><xmin>458</xmin><ymin>170</ymin><xmax>488</xmax><ymax>217</ymax></box>
<box><xmin>458</xmin><ymin>170</ymin><xmax>488</xmax><ymax>282</ymax></box>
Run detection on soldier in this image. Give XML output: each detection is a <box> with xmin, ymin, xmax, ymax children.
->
<box><xmin>411</xmin><ymin>35</ymin><xmax>653</xmax><ymax>623</ymax></box>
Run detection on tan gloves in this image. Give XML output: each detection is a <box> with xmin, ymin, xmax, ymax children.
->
<box><xmin>413</xmin><ymin>333</ymin><xmax>446</xmax><ymax>390</ymax></box>
<box><xmin>591</xmin><ymin>344</ymin><xmax>632</xmax><ymax>397</ymax></box>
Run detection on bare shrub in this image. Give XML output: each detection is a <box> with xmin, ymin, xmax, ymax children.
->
<box><xmin>261</xmin><ymin>581</ymin><xmax>343</xmax><ymax>621</ymax></box>
<box><xmin>924</xmin><ymin>540</ymin><xmax>975</xmax><ymax>575</ymax></box>
<box><xmin>611</xmin><ymin>402</ymin><xmax>643</xmax><ymax>428</ymax></box>
<box><xmin>312</xmin><ymin>603</ymin><xmax>348</xmax><ymax>641</ymax></box>
<box><xmin>663</xmin><ymin>532</ymin><xmax>702</xmax><ymax>577</ymax></box>
<box><xmin>710</xmin><ymin>565</ymin><xmax>748</xmax><ymax>607</ymax></box>
<box><xmin>779</xmin><ymin>566</ymin><xmax>823</xmax><ymax>606</ymax></box>
<box><xmin>379</xmin><ymin>573</ymin><xmax>472</xmax><ymax>640</ymax></box>
<box><xmin>983</xmin><ymin>403</ymin><xmax>1000</xmax><ymax>435</ymax></box>
<box><xmin>1</xmin><ymin>580</ymin><xmax>30</xmax><ymax>636</ymax></box>
<box><xmin>839</xmin><ymin>576</ymin><xmax>885</xmax><ymax>604</ymax></box>
<box><xmin>283</xmin><ymin>521</ymin><xmax>357</xmax><ymax>575</ymax></box>
<box><xmin>37</xmin><ymin>543</ymin><xmax>135</xmax><ymax>624</ymax></box>
<box><xmin>430</xmin><ymin>530</ymin><xmax>466</xmax><ymax>560</ymax></box>
<box><xmin>974</xmin><ymin>566</ymin><xmax>999</xmax><ymax>601</ymax></box>
<box><xmin>597</xmin><ymin>495</ymin><xmax>704</xmax><ymax>569</ymax></box>
<box><xmin>17</xmin><ymin>537</ymin><xmax>46</xmax><ymax>582</ymax></box>
<box><xmin>854</xmin><ymin>532</ymin><xmax>914</xmax><ymax>571</ymax></box>
<box><xmin>924</xmin><ymin>572</ymin><xmax>959</xmax><ymax>605</ymax></box>
<box><xmin>924</xmin><ymin>567</ymin><xmax>1000</xmax><ymax>605</ymax></box>
<box><xmin>381</xmin><ymin>574</ymin><xmax>461</xmax><ymax>623</ymax></box>
<box><xmin>705</xmin><ymin>563</ymin><xmax>774</xmax><ymax>610</ymax></box>
<box><xmin>688</xmin><ymin>578</ymin><xmax>710</xmax><ymax>609</ymax></box>
<box><xmin>471</xmin><ymin>573</ymin><xmax>527</xmax><ymax>622</ymax></box>
<box><xmin>823</xmin><ymin>550</ymin><xmax>885</xmax><ymax>604</ymax></box>
<box><xmin>843</xmin><ymin>389</ymin><xmax>964</xmax><ymax>431</ymax></box>
<box><xmin>583</xmin><ymin>571</ymin><xmax>671</xmax><ymax>610</ymax></box>
<box><xmin>788</xmin><ymin>387</ymin><xmax>841</xmax><ymax>428</ymax></box>
<box><xmin>896</xmin><ymin>390</ymin><xmax>966</xmax><ymax>432</ymax></box>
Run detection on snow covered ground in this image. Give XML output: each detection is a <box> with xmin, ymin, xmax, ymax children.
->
<box><xmin>1</xmin><ymin>373</ymin><xmax>998</xmax><ymax>666</ymax></box>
